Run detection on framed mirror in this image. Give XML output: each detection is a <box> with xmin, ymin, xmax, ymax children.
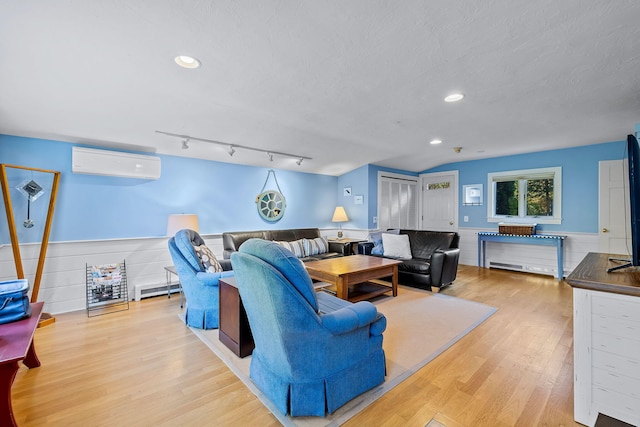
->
<box><xmin>256</xmin><ymin>190</ymin><xmax>286</xmax><ymax>222</ymax></box>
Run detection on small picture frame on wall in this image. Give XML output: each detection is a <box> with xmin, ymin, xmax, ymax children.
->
<box><xmin>463</xmin><ymin>184</ymin><xmax>483</xmax><ymax>205</ymax></box>
<box><xmin>354</xmin><ymin>195</ymin><xmax>363</xmax><ymax>205</ymax></box>
<box><xmin>343</xmin><ymin>187</ymin><xmax>352</xmax><ymax>196</ymax></box>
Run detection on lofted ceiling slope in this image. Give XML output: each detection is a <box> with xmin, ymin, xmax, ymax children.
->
<box><xmin>1</xmin><ymin>1</ymin><xmax>640</xmax><ymax>175</ymax></box>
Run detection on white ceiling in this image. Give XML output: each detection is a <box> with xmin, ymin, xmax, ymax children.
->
<box><xmin>2</xmin><ymin>1</ymin><xmax>640</xmax><ymax>176</ymax></box>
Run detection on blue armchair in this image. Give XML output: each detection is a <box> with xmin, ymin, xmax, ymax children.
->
<box><xmin>168</xmin><ymin>229</ymin><xmax>234</xmax><ymax>329</ymax></box>
<box><xmin>230</xmin><ymin>239</ymin><xmax>386</xmax><ymax>417</ymax></box>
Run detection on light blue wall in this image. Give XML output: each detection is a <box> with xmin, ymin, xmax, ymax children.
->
<box><xmin>0</xmin><ymin>135</ymin><xmax>338</xmax><ymax>244</ymax></box>
<box><xmin>2</xmin><ymin>134</ymin><xmax>629</xmax><ymax>242</ymax></box>
<box><xmin>336</xmin><ymin>165</ymin><xmax>369</xmax><ymax>229</ymax></box>
<box><xmin>423</xmin><ymin>141</ymin><xmax>627</xmax><ymax>233</ymax></box>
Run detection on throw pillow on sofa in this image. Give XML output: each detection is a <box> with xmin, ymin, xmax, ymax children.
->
<box><xmin>274</xmin><ymin>239</ymin><xmax>306</xmax><ymax>258</ymax></box>
<box><xmin>381</xmin><ymin>233</ymin><xmax>412</xmax><ymax>259</ymax></box>
<box><xmin>194</xmin><ymin>244</ymin><xmax>223</xmax><ymax>272</ymax></box>
<box><xmin>304</xmin><ymin>236</ymin><xmax>329</xmax><ymax>256</ymax></box>
<box><xmin>369</xmin><ymin>229</ymin><xmax>400</xmax><ymax>255</ymax></box>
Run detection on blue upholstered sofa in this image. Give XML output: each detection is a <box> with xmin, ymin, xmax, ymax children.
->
<box><xmin>230</xmin><ymin>239</ymin><xmax>387</xmax><ymax>417</ymax></box>
<box><xmin>168</xmin><ymin>229</ymin><xmax>234</xmax><ymax>329</ymax></box>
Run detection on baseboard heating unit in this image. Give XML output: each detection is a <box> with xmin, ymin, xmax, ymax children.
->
<box><xmin>134</xmin><ymin>283</ymin><xmax>181</xmax><ymax>301</ymax></box>
<box><xmin>489</xmin><ymin>261</ymin><xmax>560</xmax><ymax>277</ymax></box>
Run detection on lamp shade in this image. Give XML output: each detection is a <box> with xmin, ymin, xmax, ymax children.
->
<box><xmin>166</xmin><ymin>214</ymin><xmax>199</xmax><ymax>236</ymax></box>
<box><xmin>331</xmin><ymin>206</ymin><xmax>349</xmax><ymax>223</ymax></box>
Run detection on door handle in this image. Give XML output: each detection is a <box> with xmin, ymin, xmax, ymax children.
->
<box><xmin>449</xmin><ymin>221</ymin><xmax>454</xmax><ymax>225</ymax></box>
<box><xmin>602</xmin><ymin>228</ymin><xmax>609</xmax><ymax>233</ymax></box>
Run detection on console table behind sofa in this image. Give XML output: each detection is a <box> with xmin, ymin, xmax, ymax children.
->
<box><xmin>477</xmin><ymin>232</ymin><xmax>566</xmax><ymax>280</ymax></box>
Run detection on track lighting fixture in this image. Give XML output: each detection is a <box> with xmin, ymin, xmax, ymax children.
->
<box><xmin>156</xmin><ymin>130</ymin><xmax>311</xmax><ymax>165</ymax></box>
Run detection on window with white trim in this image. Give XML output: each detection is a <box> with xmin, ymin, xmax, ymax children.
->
<box><xmin>487</xmin><ymin>167</ymin><xmax>562</xmax><ymax>224</ymax></box>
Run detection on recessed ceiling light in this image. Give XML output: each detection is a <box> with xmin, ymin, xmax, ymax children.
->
<box><xmin>444</xmin><ymin>93</ymin><xmax>464</xmax><ymax>102</ymax></box>
<box><xmin>430</xmin><ymin>139</ymin><xmax>443</xmax><ymax>145</ymax></box>
<box><xmin>174</xmin><ymin>55</ymin><xmax>201</xmax><ymax>69</ymax></box>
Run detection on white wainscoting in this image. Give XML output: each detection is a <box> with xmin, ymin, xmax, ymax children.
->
<box><xmin>457</xmin><ymin>228</ymin><xmax>599</xmax><ymax>277</ymax></box>
<box><xmin>0</xmin><ymin>227</ymin><xmax>597</xmax><ymax>314</ymax></box>
<box><xmin>0</xmin><ymin>234</ymin><xmax>227</xmax><ymax>314</ymax></box>
<box><xmin>0</xmin><ymin>229</ymin><xmax>355</xmax><ymax>315</ymax></box>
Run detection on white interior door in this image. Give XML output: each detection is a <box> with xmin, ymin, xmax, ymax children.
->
<box><xmin>419</xmin><ymin>171</ymin><xmax>458</xmax><ymax>231</ymax></box>
<box><xmin>599</xmin><ymin>159</ymin><xmax>631</xmax><ymax>254</ymax></box>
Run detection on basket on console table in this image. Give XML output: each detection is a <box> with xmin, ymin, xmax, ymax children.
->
<box><xmin>498</xmin><ymin>223</ymin><xmax>537</xmax><ymax>235</ymax></box>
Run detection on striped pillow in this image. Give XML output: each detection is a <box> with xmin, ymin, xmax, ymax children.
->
<box><xmin>274</xmin><ymin>239</ymin><xmax>306</xmax><ymax>258</ymax></box>
<box><xmin>304</xmin><ymin>237</ymin><xmax>329</xmax><ymax>256</ymax></box>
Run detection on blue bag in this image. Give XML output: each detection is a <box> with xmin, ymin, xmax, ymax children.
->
<box><xmin>0</xmin><ymin>279</ymin><xmax>32</xmax><ymax>324</ymax></box>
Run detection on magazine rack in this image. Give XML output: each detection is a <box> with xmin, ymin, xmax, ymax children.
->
<box><xmin>86</xmin><ymin>261</ymin><xmax>129</xmax><ymax>317</ymax></box>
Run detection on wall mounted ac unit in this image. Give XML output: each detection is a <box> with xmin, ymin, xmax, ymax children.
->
<box><xmin>72</xmin><ymin>147</ymin><xmax>161</xmax><ymax>179</ymax></box>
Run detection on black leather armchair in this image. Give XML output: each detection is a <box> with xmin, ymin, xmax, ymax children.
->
<box><xmin>358</xmin><ymin>229</ymin><xmax>460</xmax><ymax>292</ymax></box>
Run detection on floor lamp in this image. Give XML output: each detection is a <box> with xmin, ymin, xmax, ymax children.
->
<box><xmin>0</xmin><ymin>164</ymin><xmax>60</xmax><ymax>327</ymax></box>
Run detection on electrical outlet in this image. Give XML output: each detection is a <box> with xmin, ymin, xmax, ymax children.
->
<box><xmin>373</xmin><ymin>216</ymin><xmax>377</xmax><ymax>223</ymax></box>
<box><xmin>464</xmin><ymin>216</ymin><xmax>469</xmax><ymax>222</ymax></box>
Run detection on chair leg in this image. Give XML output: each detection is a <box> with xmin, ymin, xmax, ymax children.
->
<box><xmin>430</xmin><ymin>286</ymin><xmax>440</xmax><ymax>293</ymax></box>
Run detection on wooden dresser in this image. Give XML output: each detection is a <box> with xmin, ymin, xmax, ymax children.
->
<box><xmin>566</xmin><ymin>252</ymin><xmax>640</xmax><ymax>427</ymax></box>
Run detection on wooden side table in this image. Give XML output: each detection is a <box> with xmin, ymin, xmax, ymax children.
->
<box><xmin>218</xmin><ymin>277</ymin><xmax>254</xmax><ymax>358</ymax></box>
<box><xmin>0</xmin><ymin>302</ymin><xmax>44</xmax><ymax>427</ymax></box>
<box><xmin>327</xmin><ymin>238</ymin><xmax>367</xmax><ymax>256</ymax></box>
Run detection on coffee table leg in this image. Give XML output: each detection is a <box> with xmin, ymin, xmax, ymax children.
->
<box><xmin>336</xmin><ymin>277</ymin><xmax>348</xmax><ymax>300</ymax></box>
<box><xmin>392</xmin><ymin>266</ymin><xmax>398</xmax><ymax>296</ymax></box>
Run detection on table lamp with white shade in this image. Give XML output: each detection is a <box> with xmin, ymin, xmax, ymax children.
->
<box><xmin>166</xmin><ymin>214</ymin><xmax>199</xmax><ymax>237</ymax></box>
<box><xmin>331</xmin><ymin>206</ymin><xmax>349</xmax><ymax>238</ymax></box>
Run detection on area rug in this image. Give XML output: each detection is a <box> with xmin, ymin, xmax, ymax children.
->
<box><xmin>189</xmin><ymin>286</ymin><xmax>496</xmax><ymax>427</ymax></box>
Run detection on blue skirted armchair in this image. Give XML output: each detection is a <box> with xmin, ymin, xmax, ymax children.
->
<box><xmin>168</xmin><ymin>229</ymin><xmax>234</xmax><ymax>329</ymax></box>
<box><xmin>230</xmin><ymin>239</ymin><xmax>387</xmax><ymax>417</ymax></box>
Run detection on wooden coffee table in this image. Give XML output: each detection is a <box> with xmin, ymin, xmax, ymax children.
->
<box><xmin>305</xmin><ymin>255</ymin><xmax>401</xmax><ymax>302</ymax></box>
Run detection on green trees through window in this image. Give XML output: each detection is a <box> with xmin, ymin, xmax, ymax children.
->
<box><xmin>496</xmin><ymin>178</ymin><xmax>554</xmax><ymax>217</ymax></box>
<box><xmin>488</xmin><ymin>167</ymin><xmax>561</xmax><ymax>224</ymax></box>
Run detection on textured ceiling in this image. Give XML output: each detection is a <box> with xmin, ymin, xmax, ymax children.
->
<box><xmin>1</xmin><ymin>1</ymin><xmax>640</xmax><ymax>175</ymax></box>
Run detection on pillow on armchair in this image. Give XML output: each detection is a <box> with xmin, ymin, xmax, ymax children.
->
<box><xmin>194</xmin><ymin>244</ymin><xmax>223</xmax><ymax>273</ymax></box>
<box><xmin>369</xmin><ymin>229</ymin><xmax>400</xmax><ymax>255</ymax></box>
<box><xmin>381</xmin><ymin>233</ymin><xmax>412</xmax><ymax>259</ymax></box>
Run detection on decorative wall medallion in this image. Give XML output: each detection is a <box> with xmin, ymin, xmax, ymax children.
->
<box><xmin>256</xmin><ymin>190</ymin><xmax>286</xmax><ymax>222</ymax></box>
<box><xmin>256</xmin><ymin>170</ymin><xmax>286</xmax><ymax>222</ymax></box>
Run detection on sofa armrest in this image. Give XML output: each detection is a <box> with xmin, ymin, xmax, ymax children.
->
<box><xmin>357</xmin><ymin>242</ymin><xmax>374</xmax><ymax>255</ymax></box>
<box><xmin>320</xmin><ymin>301</ymin><xmax>379</xmax><ymax>335</ymax></box>
<box><xmin>429</xmin><ymin>248</ymin><xmax>460</xmax><ymax>288</ymax></box>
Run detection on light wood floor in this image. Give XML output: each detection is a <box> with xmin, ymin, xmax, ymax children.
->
<box><xmin>12</xmin><ymin>265</ymin><xmax>579</xmax><ymax>426</ymax></box>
